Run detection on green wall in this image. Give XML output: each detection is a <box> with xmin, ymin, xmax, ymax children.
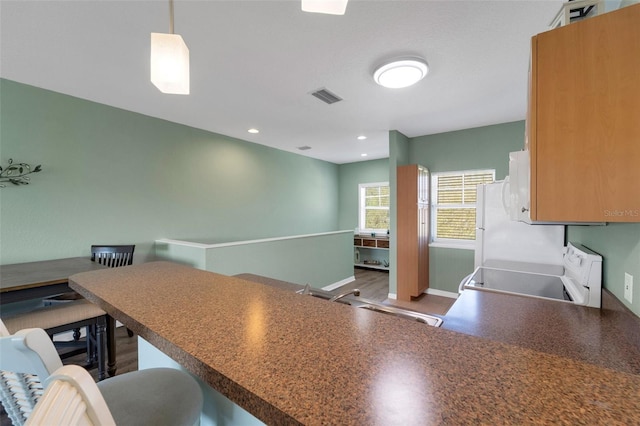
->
<box><xmin>409</xmin><ymin>121</ymin><xmax>525</xmax><ymax>178</ymax></box>
<box><xmin>428</xmin><ymin>247</ymin><xmax>474</xmax><ymax>294</ymax></box>
<box><xmin>202</xmin><ymin>231</ymin><xmax>354</xmax><ymax>288</ymax></box>
<box><xmin>6</xmin><ymin>79</ymin><xmax>635</xmax><ymax>315</ymax></box>
<box><xmin>0</xmin><ymin>79</ymin><xmax>339</xmax><ymax>264</ymax></box>
<box><xmin>568</xmin><ymin>224</ymin><xmax>640</xmax><ymax>316</ymax></box>
<box><xmin>337</xmin><ymin>158</ymin><xmax>389</xmax><ymax>231</ymax></box>
<box><xmin>408</xmin><ymin>121</ymin><xmax>526</xmax><ymax>293</ymax></box>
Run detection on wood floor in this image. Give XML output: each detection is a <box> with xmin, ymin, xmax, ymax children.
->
<box><xmin>1</xmin><ymin>269</ymin><xmax>454</xmax><ymax>425</ymax></box>
<box><xmin>339</xmin><ymin>267</ymin><xmax>456</xmax><ymax>316</ymax></box>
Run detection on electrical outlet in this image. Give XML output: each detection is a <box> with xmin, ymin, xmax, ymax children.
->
<box><xmin>624</xmin><ymin>273</ymin><xmax>633</xmax><ymax>303</ymax></box>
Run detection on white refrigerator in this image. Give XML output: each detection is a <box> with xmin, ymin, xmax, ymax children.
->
<box><xmin>475</xmin><ymin>181</ymin><xmax>565</xmax><ymax>274</ymax></box>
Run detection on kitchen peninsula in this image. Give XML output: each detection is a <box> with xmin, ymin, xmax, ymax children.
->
<box><xmin>70</xmin><ymin>262</ymin><xmax>640</xmax><ymax>425</ymax></box>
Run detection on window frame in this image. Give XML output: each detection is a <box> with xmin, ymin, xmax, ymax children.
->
<box><xmin>430</xmin><ymin>169</ymin><xmax>495</xmax><ymax>249</ymax></box>
<box><xmin>358</xmin><ymin>181</ymin><xmax>390</xmax><ymax>234</ymax></box>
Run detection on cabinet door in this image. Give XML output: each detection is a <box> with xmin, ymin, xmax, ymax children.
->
<box><xmin>530</xmin><ymin>4</ymin><xmax>640</xmax><ymax>222</ymax></box>
<box><xmin>416</xmin><ymin>205</ymin><xmax>430</xmax><ymax>296</ymax></box>
<box><xmin>397</xmin><ymin>165</ymin><xmax>430</xmax><ymax>300</ymax></box>
<box><xmin>397</xmin><ymin>165</ymin><xmax>418</xmax><ymax>301</ymax></box>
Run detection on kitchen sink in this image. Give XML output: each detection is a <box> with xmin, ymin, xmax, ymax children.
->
<box><xmin>352</xmin><ymin>303</ymin><xmax>442</xmax><ymax>327</ymax></box>
<box><xmin>295</xmin><ymin>286</ymin><xmax>352</xmax><ymax>303</ymax></box>
<box><xmin>296</xmin><ymin>286</ymin><xmax>442</xmax><ymax>327</ymax></box>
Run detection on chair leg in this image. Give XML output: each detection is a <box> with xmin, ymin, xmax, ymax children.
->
<box><xmin>85</xmin><ymin>326</ymin><xmax>92</xmax><ymax>364</ymax></box>
<box><xmin>86</xmin><ymin>325</ymin><xmax>96</xmax><ymax>365</ymax></box>
<box><xmin>106</xmin><ymin>316</ymin><xmax>117</xmax><ymax>377</ymax></box>
<box><xmin>95</xmin><ymin>318</ymin><xmax>107</xmax><ymax>381</ymax></box>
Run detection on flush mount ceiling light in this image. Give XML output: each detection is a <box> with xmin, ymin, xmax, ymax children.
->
<box><xmin>373</xmin><ymin>57</ymin><xmax>429</xmax><ymax>89</ymax></box>
<box><xmin>151</xmin><ymin>0</ymin><xmax>189</xmax><ymax>95</ymax></box>
<box><xmin>301</xmin><ymin>0</ymin><xmax>348</xmax><ymax>15</ymax></box>
<box><xmin>357</xmin><ymin>135</ymin><xmax>367</xmax><ymax>140</ymax></box>
<box><xmin>248</xmin><ymin>128</ymin><xmax>259</xmax><ymax>134</ymax></box>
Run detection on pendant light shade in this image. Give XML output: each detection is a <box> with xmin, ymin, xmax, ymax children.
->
<box><xmin>151</xmin><ymin>33</ymin><xmax>190</xmax><ymax>94</ymax></box>
<box><xmin>150</xmin><ymin>0</ymin><xmax>189</xmax><ymax>95</ymax></box>
<box><xmin>301</xmin><ymin>0</ymin><xmax>348</xmax><ymax>15</ymax></box>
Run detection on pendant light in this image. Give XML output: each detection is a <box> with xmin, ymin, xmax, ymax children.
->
<box><xmin>151</xmin><ymin>0</ymin><xmax>189</xmax><ymax>94</ymax></box>
<box><xmin>301</xmin><ymin>0</ymin><xmax>349</xmax><ymax>15</ymax></box>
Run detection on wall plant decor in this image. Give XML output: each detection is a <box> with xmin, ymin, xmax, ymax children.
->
<box><xmin>0</xmin><ymin>159</ymin><xmax>42</xmax><ymax>187</ymax></box>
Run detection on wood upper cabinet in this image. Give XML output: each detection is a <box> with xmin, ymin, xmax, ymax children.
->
<box><xmin>397</xmin><ymin>165</ymin><xmax>429</xmax><ymax>301</ymax></box>
<box><xmin>528</xmin><ymin>4</ymin><xmax>640</xmax><ymax>222</ymax></box>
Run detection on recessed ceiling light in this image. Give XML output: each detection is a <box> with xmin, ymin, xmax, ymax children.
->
<box><xmin>373</xmin><ymin>57</ymin><xmax>428</xmax><ymax>89</ymax></box>
<box><xmin>248</xmin><ymin>128</ymin><xmax>259</xmax><ymax>134</ymax></box>
<box><xmin>361</xmin><ymin>153</ymin><xmax>368</xmax><ymax>157</ymax></box>
<box><xmin>357</xmin><ymin>135</ymin><xmax>367</xmax><ymax>140</ymax></box>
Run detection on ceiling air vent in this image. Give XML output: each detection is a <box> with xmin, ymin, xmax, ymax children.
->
<box><xmin>310</xmin><ymin>88</ymin><xmax>342</xmax><ymax>105</ymax></box>
<box><xmin>297</xmin><ymin>146</ymin><xmax>312</xmax><ymax>151</ymax></box>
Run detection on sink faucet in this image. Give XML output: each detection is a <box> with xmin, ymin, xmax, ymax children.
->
<box><xmin>329</xmin><ymin>289</ymin><xmax>361</xmax><ymax>302</ymax></box>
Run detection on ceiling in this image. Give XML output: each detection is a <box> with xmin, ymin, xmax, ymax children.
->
<box><xmin>0</xmin><ymin>0</ymin><xmax>563</xmax><ymax>164</ymax></box>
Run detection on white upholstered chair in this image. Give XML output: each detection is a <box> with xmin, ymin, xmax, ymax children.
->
<box><xmin>0</xmin><ymin>321</ymin><xmax>203</xmax><ymax>426</ymax></box>
<box><xmin>25</xmin><ymin>365</ymin><xmax>117</xmax><ymax>426</ymax></box>
<box><xmin>0</xmin><ymin>321</ymin><xmax>60</xmax><ymax>424</ymax></box>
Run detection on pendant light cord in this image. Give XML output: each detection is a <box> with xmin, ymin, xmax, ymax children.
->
<box><xmin>169</xmin><ymin>0</ymin><xmax>175</xmax><ymax>34</ymax></box>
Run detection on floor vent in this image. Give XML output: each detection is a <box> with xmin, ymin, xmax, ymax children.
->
<box><xmin>310</xmin><ymin>88</ymin><xmax>342</xmax><ymax>105</ymax></box>
<box><xmin>297</xmin><ymin>146</ymin><xmax>312</xmax><ymax>151</ymax></box>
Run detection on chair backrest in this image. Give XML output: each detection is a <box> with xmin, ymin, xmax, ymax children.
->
<box><xmin>90</xmin><ymin>245</ymin><xmax>135</xmax><ymax>268</ymax></box>
<box><xmin>25</xmin><ymin>365</ymin><xmax>115</xmax><ymax>426</ymax></box>
<box><xmin>0</xmin><ymin>321</ymin><xmax>64</xmax><ymax>426</ymax></box>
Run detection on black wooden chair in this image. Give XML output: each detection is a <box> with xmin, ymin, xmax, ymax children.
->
<box><xmin>91</xmin><ymin>245</ymin><xmax>135</xmax><ymax>269</ymax></box>
<box><xmin>90</xmin><ymin>245</ymin><xmax>136</xmax><ymax>337</ymax></box>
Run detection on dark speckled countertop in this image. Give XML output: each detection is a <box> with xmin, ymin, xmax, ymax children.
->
<box><xmin>70</xmin><ymin>262</ymin><xmax>640</xmax><ymax>425</ymax></box>
<box><xmin>443</xmin><ymin>288</ymin><xmax>640</xmax><ymax>375</ymax></box>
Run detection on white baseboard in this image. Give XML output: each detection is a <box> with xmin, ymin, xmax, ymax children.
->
<box><xmin>322</xmin><ymin>275</ymin><xmax>356</xmax><ymax>291</ymax></box>
<box><xmin>425</xmin><ymin>288</ymin><xmax>459</xmax><ymax>299</ymax></box>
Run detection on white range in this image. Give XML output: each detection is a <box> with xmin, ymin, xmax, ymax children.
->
<box><xmin>460</xmin><ymin>181</ymin><xmax>603</xmax><ymax>308</ymax></box>
<box><xmin>463</xmin><ymin>242</ymin><xmax>603</xmax><ymax>308</ymax></box>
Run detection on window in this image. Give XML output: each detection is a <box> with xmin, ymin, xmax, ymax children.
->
<box><xmin>431</xmin><ymin>170</ymin><xmax>495</xmax><ymax>246</ymax></box>
<box><xmin>358</xmin><ymin>182</ymin><xmax>390</xmax><ymax>233</ymax></box>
